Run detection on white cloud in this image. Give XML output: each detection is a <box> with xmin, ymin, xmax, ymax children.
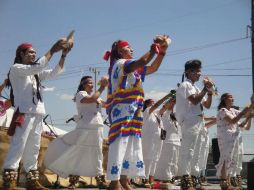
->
<box><xmin>144</xmin><ymin>90</ymin><xmax>168</xmax><ymax>101</ymax></box>
<box><xmin>59</xmin><ymin>94</ymin><xmax>74</xmax><ymax>101</ymax></box>
<box><xmin>42</xmin><ymin>86</ymin><xmax>55</xmax><ymax>92</ymax></box>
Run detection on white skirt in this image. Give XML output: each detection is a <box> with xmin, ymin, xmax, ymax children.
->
<box><xmin>44</xmin><ymin>126</ymin><xmax>104</xmax><ymax>178</ymax></box>
<box><xmin>155</xmin><ymin>143</ymin><xmax>180</xmax><ymax>180</ymax></box>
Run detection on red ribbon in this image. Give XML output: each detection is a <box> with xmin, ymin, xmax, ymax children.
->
<box><xmin>103</xmin><ymin>51</ymin><xmax>111</xmax><ymax>61</ymax></box>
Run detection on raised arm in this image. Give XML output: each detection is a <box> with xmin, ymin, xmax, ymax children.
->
<box><xmin>124</xmin><ymin>44</ymin><xmax>156</xmax><ymax>74</ymax></box>
<box><xmin>149</xmin><ymin>93</ymin><xmax>172</xmax><ymax>114</ymax></box>
<box><xmin>80</xmin><ymin>77</ymin><xmax>108</xmax><ymax>104</ymax></box>
<box><xmin>125</xmin><ymin>35</ymin><xmax>171</xmax><ymax>74</ymax></box>
<box><xmin>223</xmin><ymin>103</ymin><xmax>254</xmax><ymax>124</ymax></box>
<box><xmin>44</xmin><ymin>38</ymin><xmax>73</xmax><ymax>62</ymax></box>
<box><xmin>146</xmin><ymin>35</ymin><xmax>171</xmax><ymax>75</ymax></box>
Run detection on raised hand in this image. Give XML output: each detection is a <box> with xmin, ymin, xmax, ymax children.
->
<box><xmin>153</xmin><ymin>35</ymin><xmax>171</xmax><ymax>53</ymax></box>
<box><xmin>203</xmin><ymin>77</ymin><xmax>214</xmax><ymax>89</ymax></box>
<box><xmin>50</xmin><ymin>39</ymin><xmax>66</xmax><ymax>54</ymax></box>
<box><xmin>99</xmin><ymin>76</ymin><xmax>109</xmax><ymax>87</ymax></box>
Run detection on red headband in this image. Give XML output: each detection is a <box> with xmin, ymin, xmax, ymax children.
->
<box><xmin>16</xmin><ymin>43</ymin><xmax>33</xmax><ymax>56</ymax></box>
<box><xmin>103</xmin><ymin>40</ymin><xmax>130</xmax><ymax>61</ymax></box>
<box><xmin>117</xmin><ymin>40</ymin><xmax>129</xmax><ymax>49</ymax></box>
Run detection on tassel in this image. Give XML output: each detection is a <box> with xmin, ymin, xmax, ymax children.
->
<box><xmin>103</xmin><ymin>51</ymin><xmax>111</xmax><ymax>61</ymax></box>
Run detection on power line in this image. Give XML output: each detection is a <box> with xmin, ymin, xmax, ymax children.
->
<box><xmin>166</xmin><ymin>36</ymin><xmax>249</xmax><ymax>56</ymax></box>
<box><xmin>0</xmin><ymin>36</ymin><xmax>250</xmax><ymax>77</ymax></box>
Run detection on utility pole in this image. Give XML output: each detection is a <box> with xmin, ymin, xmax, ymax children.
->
<box><xmin>252</xmin><ymin>0</ymin><xmax>254</xmax><ymax>92</ymax></box>
<box><xmin>89</xmin><ymin>67</ymin><xmax>100</xmax><ymax>92</ymax></box>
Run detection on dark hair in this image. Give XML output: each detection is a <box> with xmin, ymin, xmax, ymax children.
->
<box><xmin>14</xmin><ymin>48</ymin><xmax>28</xmax><ymax>64</ymax></box>
<box><xmin>170</xmin><ymin>112</ymin><xmax>177</xmax><ymax>121</ymax></box>
<box><xmin>218</xmin><ymin>93</ymin><xmax>231</xmax><ymax>111</ymax></box>
<box><xmin>143</xmin><ymin>99</ymin><xmax>153</xmax><ymax>112</ymax></box>
<box><xmin>7</xmin><ymin>47</ymin><xmax>37</xmax><ymax>106</ymax></box>
<box><xmin>109</xmin><ymin>40</ymin><xmax>124</xmax><ymax>64</ymax></box>
<box><xmin>182</xmin><ymin>59</ymin><xmax>202</xmax><ymax>82</ymax></box>
<box><xmin>185</xmin><ymin>59</ymin><xmax>202</xmax><ymax>71</ymax></box>
<box><xmin>76</xmin><ymin>76</ymin><xmax>92</xmax><ymax>93</ymax></box>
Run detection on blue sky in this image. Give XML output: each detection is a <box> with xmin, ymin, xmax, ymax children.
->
<box><xmin>0</xmin><ymin>0</ymin><xmax>253</xmax><ymax>154</ymax></box>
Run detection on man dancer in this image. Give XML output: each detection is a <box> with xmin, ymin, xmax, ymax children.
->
<box><xmin>175</xmin><ymin>59</ymin><xmax>213</xmax><ymax>190</ymax></box>
<box><xmin>2</xmin><ymin>38</ymin><xmax>72</xmax><ymax>190</ymax></box>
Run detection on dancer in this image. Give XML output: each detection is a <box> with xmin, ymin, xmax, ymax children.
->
<box><xmin>175</xmin><ymin>59</ymin><xmax>213</xmax><ymax>190</ymax></box>
<box><xmin>231</xmin><ymin>108</ymin><xmax>253</xmax><ymax>188</ymax></box>
<box><xmin>0</xmin><ymin>79</ymin><xmax>12</xmax><ymax>127</ymax></box>
<box><xmin>142</xmin><ymin>92</ymin><xmax>173</xmax><ymax>187</ymax></box>
<box><xmin>2</xmin><ymin>38</ymin><xmax>72</xmax><ymax>190</ymax></box>
<box><xmin>44</xmin><ymin>76</ymin><xmax>109</xmax><ymax>189</ymax></box>
<box><xmin>198</xmin><ymin>116</ymin><xmax>217</xmax><ymax>186</ymax></box>
<box><xmin>216</xmin><ymin>93</ymin><xmax>254</xmax><ymax>190</ymax></box>
<box><xmin>154</xmin><ymin>93</ymin><xmax>181</xmax><ymax>185</ymax></box>
<box><xmin>104</xmin><ymin>35</ymin><xmax>171</xmax><ymax>190</ymax></box>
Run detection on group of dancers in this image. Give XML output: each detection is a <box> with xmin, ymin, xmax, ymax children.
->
<box><xmin>0</xmin><ymin>33</ymin><xmax>253</xmax><ymax>190</ymax></box>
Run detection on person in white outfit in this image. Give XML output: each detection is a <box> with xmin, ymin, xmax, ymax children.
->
<box><xmin>175</xmin><ymin>59</ymin><xmax>213</xmax><ymax>190</ymax></box>
<box><xmin>216</xmin><ymin>94</ymin><xmax>254</xmax><ymax>190</ymax></box>
<box><xmin>230</xmin><ymin>121</ymin><xmax>243</xmax><ymax>188</ymax></box>
<box><xmin>154</xmin><ymin>95</ymin><xmax>181</xmax><ymax>184</ymax></box>
<box><xmin>44</xmin><ymin>75</ymin><xmax>109</xmax><ymax>189</ymax></box>
<box><xmin>0</xmin><ymin>79</ymin><xmax>12</xmax><ymax>127</ymax></box>
<box><xmin>142</xmin><ymin>92</ymin><xmax>172</xmax><ymax>186</ymax></box>
<box><xmin>198</xmin><ymin>116</ymin><xmax>216</xmax><ymax>185</ymax></box>
<box><xmin>2</xmin><ymin>39</ymin><xmax>72</xmax><ymax>190</ymax></box>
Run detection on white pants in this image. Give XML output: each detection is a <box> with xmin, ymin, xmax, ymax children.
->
<box><xmin>143</xmin><ymin>136</ymin><xmax>163</xmax><ymax>178</ymax></box>
<box><xmin>199</xmin><ymin>132</ymin><xmax>209</xmax><ymax>175</ymax></box>
<box><xmin>3</xmin><ymin>114</ymin><xmax>43</xmax><ymax>172</ymax></box>
<box><xmin>155</xmin><ymin>143</ymin><xmax>180</xmax><ymax>180</ymax></box>
<box><xmin>178</xmin><ymin>117</ymin><xmax>203</xmax><ymax>176</ymax></box>
<box><xmin>107</xmin><ymin>136</ymin><xmax>145</xmax><ymax>180</ymax></box>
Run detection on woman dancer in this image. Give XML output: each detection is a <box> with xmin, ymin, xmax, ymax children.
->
<box><xmin>0</xmin><ymin>79</ymin><xmax>12</xmax><ymax>127</ymax></box>
<box><xmin>154</xmin><ymin>94</ymin><xmax>181</xmax><ymax>184</ymax></box>
<box><xmin>44</xmin><ymin>76</ymin><xmax>108</xmax><ymax>189</ymax></box>
<box><xmin>216</xmin><ymin>93</ymin><xmax>253</xmax><ymax>190</ymax></box>
<box><xmin>142</xmin><ymin>93</ymin><xmax>172</xmax><ymax>186</ymax></box>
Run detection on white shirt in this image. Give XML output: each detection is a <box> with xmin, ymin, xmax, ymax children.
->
<box><xmin>161</xmin><ymin>110</ymin><xmax>181</xmax><ymax>146</ymax></box>
<box><xmin>175</xmin><ymin>79</ymin><xmax>204</xmax><ymax>123</ymax></box>
<box><xmin>75</xmin><ymin>91</ymin><xmax>104</xmax><ymax>127</ymax></box>
<box><xmin>142</xmin><ymin>108</ymin><xmax>161</xmax><ymax>136</ymax></box>
<box><xmin>9</xmin><ymin>56</ymin><xmax>63</xmax><ymax>115</ymax></box>
<box><xmin>217</xmin><ymin>108</ymin><xmax>240</xmax><ymax>134</ymax></box>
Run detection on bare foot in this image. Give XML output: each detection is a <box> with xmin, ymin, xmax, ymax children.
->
<box><xmin>109</xmin><ymin>180</ymin><xmax>123</xmax><ymax>190</ymax></box>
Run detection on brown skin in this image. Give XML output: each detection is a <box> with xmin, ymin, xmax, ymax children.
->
<box><xmin>219</xmin><ymin>94</ymin><xmax>254</xmax><ymax>179</ymax></box>
<box><xmin>110</xmin><ymin>35</ymin><xmax>171</xmax><ymax>190</ymax></box>
<box><xmin>120</xmin><ymin>35</ymin><xmax>171</xmax><ymax>75</ymax></box>
<box><xmin>79</xmin><ymin>77</ymin><xmax>108</xmax><ymax>104</ymax></box>
<box><xmin>148</xmin><ymin>93</ymin><xmax>172</xmax><ymax>114</ymax></box>
<box><xmin>204</xmin><ymin>116</ymin><xmax>217</xmax><ymax>129</ymax></box>
<box><xmin>222</xmin><ymin>94</ymin><xmax>254</xmax><ymax>124</ymax></box>
<box><xmin>159</xmin><ymin>99</ymin><xmax>175</xmax><ymax>116</ymax></box>
<box><xmin>0</xmin><ymin>79</ymin><xmax>12</xmax><ymax>109</ymax></box>
<box><xmin>20</xmin><ymin>38</ymin><xmax>73</xmax><ymax>69</ymax></box>
<box><xmin>186</xmin><ymin>68</ymin><xmax>213</xmax><ymax>109</ymax></box>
